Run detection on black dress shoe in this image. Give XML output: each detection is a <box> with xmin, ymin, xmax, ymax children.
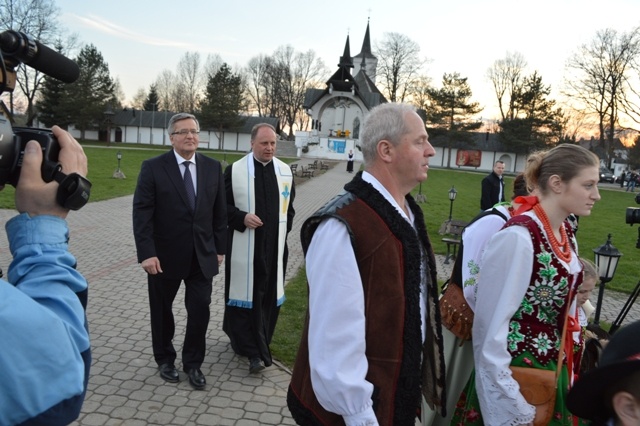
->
<box><xmin>158</xmin><ymin>363</ymin><xmax>179</xmax><ymax>383</ymax></box>
<box><xmin>185</xmin><ymin>368</ymin><xmax>206</xmax><ymax>390</ymax></box>
<box><xmin>249</xmin><ymin>357</ymin><xmax>265</xmax><ymax>374</ymax></box>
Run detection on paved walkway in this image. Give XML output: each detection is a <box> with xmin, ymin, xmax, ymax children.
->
<box><xmin>0</xmin><ymin>160</ymin><xmax>636</xmax><ymax>425</ymax></box>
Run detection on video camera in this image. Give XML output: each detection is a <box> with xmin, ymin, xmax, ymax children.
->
<box><xmin>625</xmin><ymin>193</ymin><xmax>640</xmax><ymax>227</ymax></box>
<box><xmin>0</xmin><ymin>30</ymin><xmax>90</xmax><ymax>210</ymax></box>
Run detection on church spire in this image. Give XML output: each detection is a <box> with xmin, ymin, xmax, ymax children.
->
<box><xmin>360</xmin><ymin>19</ymin><xmax>373</xmax><ymax>56</ymax></box>
<box><xmin>339</xmin><ymin>35</ymin><xmax>354</xmax><ymax>68</ymax></box>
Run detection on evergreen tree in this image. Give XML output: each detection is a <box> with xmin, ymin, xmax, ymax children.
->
<box><xmin>499</xmin><ymin>71</ymin><xmax>564</xmax><ymax>153</ymax></box>
<box><xmin>199</xmin><ymin>63</ymin><xmax>245</xmax><ymax>149</ymax></box>
<box><xmin>37</xmin><ymin>74</ymin><xmax>71</xmax><ymax>129</ymax></box>
<box><xmin>144</xmin><ymin>84</ymin><xmax>160</xmax><ymax>111</ymax></box>
<box><xmin>426</xmin><ymin>72</ymin><xmax>483</xmax><ymax>168</ymax></box>
<box><xmin>60</xmin><ymin>44</ymin><xmax>116</xmax><ymax>139</ymax></box>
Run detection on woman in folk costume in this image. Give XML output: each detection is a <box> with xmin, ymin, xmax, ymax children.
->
<box><xmin>451</xmin><ymin>144</ymin><xmax>601</xmax><ymax>426</ymax></box>
<box><xmin>423</xmin><ymin>174</ymin><xmax>530</xmax><ymax>426</ymax></box>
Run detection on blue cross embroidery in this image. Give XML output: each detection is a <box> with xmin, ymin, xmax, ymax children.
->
<box><xmin>282</xmin><ymin>184</ymin><xmax>290</xmax><ymax>200</ymax></box>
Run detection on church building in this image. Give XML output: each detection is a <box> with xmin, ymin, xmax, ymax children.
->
<box><xmin>295</xmin><ymin>21</ymin><xmax>387</xmax><ymax>160</ymax></box>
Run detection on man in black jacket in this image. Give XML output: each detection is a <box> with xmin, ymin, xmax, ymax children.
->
<box><xmin>133</xmin><ymin>113</ymin><xmax>227</xmax><ymax>390</ymax></box>
<box><xmin>480</xmin><ymin>160</ymin><xmax>505</xmax><ymax>210</ymax></box>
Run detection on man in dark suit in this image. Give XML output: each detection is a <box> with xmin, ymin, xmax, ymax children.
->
<box><xmin>133</xmin><ymin>112</ymin><xmax>227</xmax><ymax>390</ymax></box>
<box><xmin>480</xmin><ymin>160</ymin><xmax>505</xmax><ymax>210</ymax></box>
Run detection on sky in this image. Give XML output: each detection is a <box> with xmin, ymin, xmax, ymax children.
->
<box><xmin>53</xmin><ymin>0</ymin><xmax>640</xmax><ymax>121</ymax></box>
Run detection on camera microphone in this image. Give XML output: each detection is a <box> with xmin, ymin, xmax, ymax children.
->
<box><xmin>0</xmin><ymin>30</ymin><xmax>79</xmax><ymax>83</ymax></box>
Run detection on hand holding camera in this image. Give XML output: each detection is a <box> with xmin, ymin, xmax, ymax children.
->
<box><xmin>1</xmin><ymin>30</ymin><xmax>91</xmax><ymax>211</ymax></box>
<box><xmin>15</xmin><ymin>126</ymin><xmax>88</xmax><ymax>219</ymax></box>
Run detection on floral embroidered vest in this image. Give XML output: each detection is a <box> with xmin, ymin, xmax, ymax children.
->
<box><xmin>502</xmin><ymin>214</ymin><xmax>582</xmax><ymax>366</ymax></box>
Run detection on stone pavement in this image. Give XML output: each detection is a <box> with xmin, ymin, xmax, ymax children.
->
<box><xmin>0</xmin><ymin>160</ymin><xmax>636</xmax><ymax>425</ymax></box>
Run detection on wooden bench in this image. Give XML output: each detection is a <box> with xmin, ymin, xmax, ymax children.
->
<box><xmin>299</xmin><ymin>166</ymin><xmax>314</xmax><ymax>178</ymax></box>
<box><xmin>320</xmin><ymin>161</ymin><xmax>329</xmax><ymax>171</ymax></box>
<box><xmin>307</xmin><ymin>160</ymin><xmax>318</xmax><ymax>170</ymax></box>
<box><xmin>290</xmin><ymin>163</ymin><xmax>298</xmax><ymax>174</ymax></box>
<box><xmin>438</xmin><ymin>219</ymin><xmax>469</xmax><ymax>264</ymax></box>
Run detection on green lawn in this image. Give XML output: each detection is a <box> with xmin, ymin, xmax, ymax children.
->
<box><xmin>3</xmin><ymin>140</ymin><xmax>633</xmax><ymax>370</ymax></box>
<box><xmin>2</xmin><ymin>141</ymin><xmax>633</xmax><ymax>291</ymax></box>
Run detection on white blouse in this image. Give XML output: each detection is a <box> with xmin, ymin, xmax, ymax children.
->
<box><xmin>472</xmin><ymin>211</ymin><xmax>580</xmax><ymax>426</ymax></box>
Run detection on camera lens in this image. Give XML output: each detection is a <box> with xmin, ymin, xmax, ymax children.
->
<box><xmin>626</xmin><ymin>207</ymin><xmax>640</xmax><ymax>225</ymax></box>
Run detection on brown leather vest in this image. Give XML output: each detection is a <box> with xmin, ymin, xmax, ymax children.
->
<box><xmin>288</xmin><ymin>174</ymin><xmax>446</xmax><ymax>426</ymax></box>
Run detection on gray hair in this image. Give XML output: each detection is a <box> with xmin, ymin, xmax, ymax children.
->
<box><xmin>168</xmin><ymin>113</ymin><xmax>199</xmax><ymax>134</ymax></box>
<box><xmin>360</xmin><ymin>103</ymin><xmax>419</xmax><ymax>166</ymax></box>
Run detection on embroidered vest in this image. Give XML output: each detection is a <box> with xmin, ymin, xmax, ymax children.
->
<box><xmin>503</xmin><ymin>215</ymin><xmax>582</xmax><ymax>365</ymax></box>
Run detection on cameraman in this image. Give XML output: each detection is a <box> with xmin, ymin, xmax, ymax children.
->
<box><xmin>0</xmin><ymin>126</ymin><xmax>91</xmax><ymax>425</ymax></box>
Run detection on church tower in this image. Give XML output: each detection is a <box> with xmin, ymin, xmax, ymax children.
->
<box><xmin>352</xmin><ymin>19</ymin><xmax>378</xmax><ymax>84</ymax></box>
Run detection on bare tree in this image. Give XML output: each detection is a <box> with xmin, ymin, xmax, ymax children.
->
<box><xmin>203</xmin><ymin>53</ymin><xmax>223</xmax><ymax>80</ymax></box>
<box><xmin>565</xmin><ymin>27</ymin><xmax>640</xmax><ymax>167</ymax></box>
<box><xmin>131</xmin><ymin>87</ymin><xmax>147</xmax><ymax>110</ymax></box>
<box><xmin>0</xmin><ymin>0</ymin><xmax>63</xmax><ymax>124</ymax></box>
<box><xmin>487</xmin><ymin>51</ymin><xmax>528</xmax><ymax>121</ymax></box>
<box><xmin>245</xmin><ymin>54</ymin><xmax>272</xmax><ymax>117</ymax></box>
<box><xmin>268</xmin><ymin>46</ymin><xmax>327</xmax><ymax>138</ymax></box>
<box><xmin>171</xmin><ymin>81</ymin><xmax>191</xmax><ymax>113</ymax></box>
<box><xmin>154</xmin><ymin>69</ymin><xmax>175</xmax><ymax>111</ymax></box>
<box><xmin>375</xmin><ymin>32</ymin><xmax>425</xmax><ymax>102</ymax></box>
<box><xmin>408</xmin><ymin>74</ymin><xmax>433</xmax><ymax>111</ymax></box>
<box><xmin>176</xmin><ymin>51</ymin><xmax>202</xmax><ymax>114</ymax></box>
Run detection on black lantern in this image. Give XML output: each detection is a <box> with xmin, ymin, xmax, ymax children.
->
<box><xmin>592</xmin><ymin>234</ymin><xmax>622</xmax><ymax>325</ymax></box>
<box><xmin>112</xmin><ymin>150</ymin><xmax>126</xmax><ymax>179</ymax></box>
<box><xmin>448</xmin><ymin>186</ymin><xmax>457</xmax><ymax>221</ymax></box>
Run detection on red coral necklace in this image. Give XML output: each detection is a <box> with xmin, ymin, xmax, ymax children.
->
<box><xmin>533</xmin><ymin>203</ymin><xmax>572</xmax><ymax>263</ymax></box>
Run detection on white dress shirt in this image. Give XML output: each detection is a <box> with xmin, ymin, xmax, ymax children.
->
<box><xmin>305</xmin><ymin>172</ymin><xmax>427</xmax><ymax>426</ymax></box>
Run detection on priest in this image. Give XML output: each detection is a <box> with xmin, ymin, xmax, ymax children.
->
<box><xmin>223</xmin><ymin>123</ymin><xmax>296</xmax><ymax>374</ymax></box>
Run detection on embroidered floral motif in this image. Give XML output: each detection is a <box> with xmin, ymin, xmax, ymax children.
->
<box><xmin>532</xmin><ymin>332</ymin><xmax>554</xmax><ymax>356</ymax></box>
<box><xmin>507</xmin><ymin>321</ymin><xmax>526</xmax><ymax>352</ymax></box>
<box><xmin>463</xmin><ymin>259</ymin><xmax>480</xmax><ymax>288</ymax></box>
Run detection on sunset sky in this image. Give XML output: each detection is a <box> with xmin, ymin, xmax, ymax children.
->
<box><xmin>54</xmin><ymin>0</ymin><xmax>640</xmax><ymax>121</ymax></box>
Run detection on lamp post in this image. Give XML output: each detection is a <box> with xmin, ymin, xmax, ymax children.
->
<box><xmin>112</xmin><ymin>150</ymin><xmax>126</xmax><ymax>179</ymax></box>
<box><xmin>150</xmin><ymin>103</ymin><xmax>156</xmax><ymax>144</ymax></box>
<box><xmin>448</xmin><ymin>186</ymin><xmax>457</xmax><ymax>221</ymax></box>
<box><xmin>592</xmin><ymin>234</ymin><xmax>622</xmax><ymax>325</ymax></box>
<box><xmin>416</xmin><ymin>182</ymin><xmax>426</xmax><ymax>203</ymax></box>
<box><xmin>103</xmin><ymin>104</ymin><xmax>115</xmax><ymax>147</ymax></box>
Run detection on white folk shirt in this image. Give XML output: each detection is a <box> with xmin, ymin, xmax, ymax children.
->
<box><xmin>305</xmin><ymin>172</ymin><xmax>428</xmax><ymax>426</ymax></box>
<box><xmin>472</xmin><ymin>211</ymin><xmax>580</xmax><ymax>426</ymax></box>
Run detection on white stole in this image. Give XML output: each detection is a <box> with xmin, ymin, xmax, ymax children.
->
<box><xmin>228</xmin><ymin>153</ymin><xmax>293</xmax><ymax>308</ymax></box>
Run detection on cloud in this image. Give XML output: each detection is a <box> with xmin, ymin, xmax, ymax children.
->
<box><xmin>65</xmin><ymin>13</ymin><xmax>234</xmax><ymax>52</ymax></box>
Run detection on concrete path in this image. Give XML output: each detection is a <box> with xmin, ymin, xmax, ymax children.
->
<box><xmin>0</xmin><ymin>159</ymin><xmax>635</xmax><ymax>425</ymax></box>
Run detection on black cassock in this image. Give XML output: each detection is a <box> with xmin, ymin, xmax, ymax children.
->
<box><xmin>223</xmin><ymin>159</ymin><xmax>295</xmax><ymax>366</ymax></box>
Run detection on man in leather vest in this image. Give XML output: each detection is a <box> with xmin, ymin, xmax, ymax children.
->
<box><xmin>287</xmin><ymin>103</ymin><xmax>446</xmax><ymax>426</ymax></box>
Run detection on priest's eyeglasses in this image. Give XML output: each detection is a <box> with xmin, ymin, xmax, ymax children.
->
<box><xmin>171</xmin><ymin>129</ymin><xmax>200</xmax><ymax>136</ymax></box>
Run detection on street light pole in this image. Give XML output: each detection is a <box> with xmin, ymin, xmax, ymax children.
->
<box><xmin>112</xmin><ymin>151</ymin><xmax>126</xmax><ymax>179</ymax></box>
<box><xmin>448</xmin><ymin>186</ymin><xmax>458</xmax><ymax>221</ymax></box>
<box><xmin>150</xmin><ymin>103</ymin><xmax>156</xmax><ymax>144</ymax></box>
<box><xmin>592</xmin><ymin>234</ymin><xmax>622</xmax><ymax>325</ymax></box>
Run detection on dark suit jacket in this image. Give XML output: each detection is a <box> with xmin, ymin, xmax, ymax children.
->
<box><xmin>480</xmin><ymin>171</ymin><xmax>505</xmax><ymax>210</ymax></box>
<box><xmin>132</xmin><ymin>150</ymin><xmax>227</xmax><ymax>280</ymax></box>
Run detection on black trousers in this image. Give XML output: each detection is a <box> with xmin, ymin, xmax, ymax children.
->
<box><xmin>147</xmin><ymin>255</ymin><xmax>212</xmax><ymax>370</ymax></box>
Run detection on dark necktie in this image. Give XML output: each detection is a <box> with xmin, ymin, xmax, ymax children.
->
<box><xmin>183</xmin><ymin>161</ymin><xmax>196</xmax><ymax>210</ymax></box>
